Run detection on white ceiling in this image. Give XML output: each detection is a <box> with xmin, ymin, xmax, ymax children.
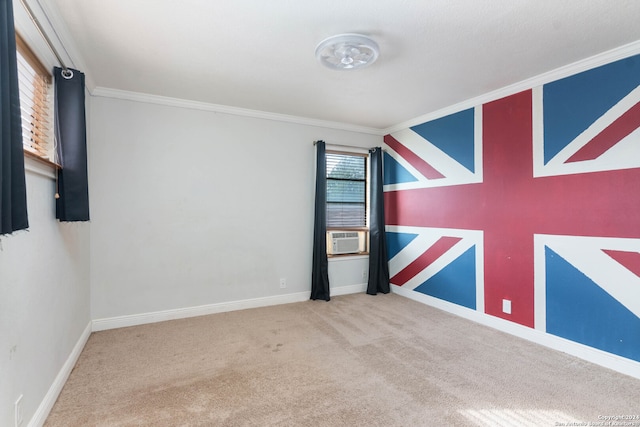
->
<box><xmin>44</xmin><ymin>0</ymin><xmax>640</xmax><ymax>131</ymax></box>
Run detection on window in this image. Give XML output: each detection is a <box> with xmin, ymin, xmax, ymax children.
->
<box><xmin>326</xmin><ymin>151</ymin><xmax>368</xmax><ymax>255</ymax></box>
<box><xmin>15</xmin><ymin>33</ymin><xmax>55</xmax><ymax>164</ymax></box>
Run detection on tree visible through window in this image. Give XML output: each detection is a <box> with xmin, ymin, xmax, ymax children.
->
<box><xmin>326</xmin><ymin>152</ymin><xmax>367</xmax><ymax>228</ymax></box>
<box><xmin>325</xmin><ymin>151</ymin><xmax>368</xmax><ymax>255</ymax></box>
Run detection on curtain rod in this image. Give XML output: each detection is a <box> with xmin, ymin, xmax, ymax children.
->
<box><xmin>313</xmin><ymin>140</ymin><xmax>377</xmax><ymax>151</ymax></box>
<box><xmin>18</xmin><ymin>0</ymin><xmax>71</xmax><ymax>76</ymax></box>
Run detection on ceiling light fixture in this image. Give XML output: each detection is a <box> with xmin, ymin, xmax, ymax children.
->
<box><xmin>315</xmin><ymin>33</ymin><xmax>379</xmax><ymax>70</ymax></box>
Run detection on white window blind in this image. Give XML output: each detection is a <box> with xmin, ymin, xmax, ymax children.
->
<box><xmin>16</xmin><ymin>34</ymin><xmax>53</xmax><ymax>161</ymax></box>
<box><xmin>326</xmin><ymin>152</ymin><xmax>367</xmax><ymax>228</ymax></box>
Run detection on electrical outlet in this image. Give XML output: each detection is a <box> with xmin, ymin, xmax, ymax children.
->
<box><xmin>502</xmin><ymin>299</ymin><xmax>512</xmax><ymax>314</ymax></box>
<box><xmin>279</xmin><ymin>278</ymin><xmax>287</xmax><ymax>289</ymax></box>
<box><xmin>362</xmin><ymin>269</ymin><xmax>367</xmax><ymax>280</ymax></box>
<box><xmin>15</xmin><ymin>394</ymin><xmax>23</xmax><ymax>427</ymax></box>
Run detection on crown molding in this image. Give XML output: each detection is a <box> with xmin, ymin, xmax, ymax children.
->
<box><xmin>383</xmin><ymin>39</ymin><xmax>640</xmax><ymax>135</ymax></box>
<box><xmin>17</xmin><ymin>1</ymin><xmax>640</xmax><ymax>138</ymax></box>
<box><xmin>91</xmin><ymin>87</ymin><xmax>384</xmax><ymax>135</ymax></box>
<box><xmin>17</xmin><ymin>0</ymin><xmax>378</xmax><ymax>135</ymax></box>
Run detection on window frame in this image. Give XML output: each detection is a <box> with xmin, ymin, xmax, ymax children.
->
<box><xmin>15</xmin><ymin>32</ymin><xmax>60</xmax><ymax>169</ymax></box>
<box><xmin>325</xmin><ymin>149</ymin><xmax>370</xmax><ymax>257</ymax></box>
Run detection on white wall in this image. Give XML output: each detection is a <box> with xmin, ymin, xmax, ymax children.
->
<box><xmin>0</xmin><ymin>2</ymin><xmax>92</xmax><ymax>426</ymax></box>
<box><xmin>0</xmin><ymin>160</ymin><xmax>90</xmax><ymax>427</ymax></box>
<box><xmin>89</xmin><ymin>96</ymin><xmax>381</xmax><ymax>320</ymax></box>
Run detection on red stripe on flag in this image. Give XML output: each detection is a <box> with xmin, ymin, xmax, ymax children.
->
<box><xmin>384</xmin><ymin>89</ymin><xmax>640</xmax><ymax>328</ymax></box>
<box><xmin>603</xmin><ymin>249</ymin><xmax>640</xmax><ymax>277</ymax></box>
<box><xmin>565</xmin><ymin>101</ymin><xmax>640</xmax><ymax>163</ymax></box>
<box><xmin>390</xmin><ymin>236</ymin><xmax>462</xmax><ymax>286</ymax></box>
<box><xmin>384</xmin><ymin>134</ymin><xmax>446</xmax><ymax>179</ymax></box>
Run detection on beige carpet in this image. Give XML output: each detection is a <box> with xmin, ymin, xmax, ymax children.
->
<box><xmin>45</xmin><ymin>293</ymin><xmax>639</xmax><ymax>426</ymax></box>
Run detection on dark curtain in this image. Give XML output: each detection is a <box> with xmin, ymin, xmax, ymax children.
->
<box><xmin>311</xmin><ymin>140</ymin><xmax>330</xmax><ymax>301</ymax></box>
<box><xmin>55</xmin><ymin>67</ymin><xmax>89</xmax><ymax>221</ymax></box>
<box><xmin>367</xmin><ymin>147</ymin><xmax>390</xmax><ymax>295</ymax></box>
<box><xmin>0</xmin><ymin>0</ymin><xmax>28</xmax><ymax>235</ymax></box>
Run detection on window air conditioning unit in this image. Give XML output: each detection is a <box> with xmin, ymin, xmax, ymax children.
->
<box><xmin>329</xmin><ymin>231</ymin><xmax>360</xmax><ymax>255</ymax></box>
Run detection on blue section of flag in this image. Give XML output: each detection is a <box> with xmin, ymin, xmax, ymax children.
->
<box><xmin>545</xmin><ymin>247</ymin><xmax>640</xmax><ymax>362</ymax></box>
<box><xmin>386</xmin><ymin>232</ymin><xmax>418</xmax><ymax>260</ymax></box>
<box><xmin>383</xmin><ymin>152</ymin><xmax>418</xmax><ymax>185</ymax></box>
<box><xmin>410</xmin><ymin>108</ymin><xmax>475</xmax><ymax>173</ymax></box>
<box><xmin>543</xmin><ymin>54</ymin><xmax>640</xmax><ymax>164</ymax></box>
<box><xmin>414</xmin><ymin>246</ymin><xmax>476</xmax><ymax>309</ymax></box>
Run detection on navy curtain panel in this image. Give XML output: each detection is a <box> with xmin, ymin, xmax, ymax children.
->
<box><xmin>55</xmin><ymin>67</ymin><xmax>89</xmax><ymax>221</ymax></box>
<box><xmin>367</xmin><ymin>147</ymin><xmax>390</xmax><ymax>295</ymax></box>
<box><xmin>0</xmin><ymin>0</ymin><xmax>28</xmax><ymax>235</ymax></box>
<box><xmin>311</xmin><ymin>140</ymin><xmax>330</xmax><ymax>301</ymax></box>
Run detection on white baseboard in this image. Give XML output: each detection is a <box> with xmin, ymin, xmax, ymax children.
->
<box><xmin>92</xmin><ymin>284</ymin><xmax>367</xmax><ymax>332</ymax></box>
<box><xmin>30</xmin><ymin>283</ymin><xmax>636</xmax><ymax>427</ymax></box>
<box><xmin>28</xmin><ymin>322</ymin><xmax>92</xmax><ymax>427</ymax></box>
<box><xmin>28</xmin><ymin>285</ymin><xmax>366</xmax><ymax>426</ymax></box>
<box><xmin>92</xmin><ymin>292</ymin><xmax>310</xmax><ymax>331</ymax></box>
<box><xmin>392</xmin><ymin>286</ymin><xmax>640</xmax><ymax>380</ymax></box>
<box><xmin>332</xmin><ymin>283</ymin><xmax>367</xmax><ymax>296</ymax></box>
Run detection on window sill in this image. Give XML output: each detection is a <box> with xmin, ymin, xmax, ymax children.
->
<box><xmin>328</xmin><ymin>253</ymin><xmax>369</xmax><ymax>262</ymax></box>
<box><xmin>24</xmin><ymin>151</ymin><xmax>58</xmax><ymax>179</ymax></box>
<box><xmin>24</xmin><ymin>150</ymin><xmax>61</xmax><ymax>169</ymax></box>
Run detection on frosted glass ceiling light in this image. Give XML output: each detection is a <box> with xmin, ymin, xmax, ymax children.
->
<box><xmin>315</xmin><ymin>34</ymin><xmax>379</xmax><ymax>70</ymax></box>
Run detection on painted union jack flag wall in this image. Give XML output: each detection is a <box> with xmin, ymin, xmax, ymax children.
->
<box><xmin>383</xmin><ymin>53</ymin><xmax>640</xmax><ymax>363</ymax></box>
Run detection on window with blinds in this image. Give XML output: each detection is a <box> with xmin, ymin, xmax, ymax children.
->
<box><xmin>326</xmin><ymin>151</ymin><xmax>367</xmax><ymax>229</ymax></box>
<box><xmin>15</xmin><ymin>33</ymin><xmax>54</xmax><ymax>161</ymax></box>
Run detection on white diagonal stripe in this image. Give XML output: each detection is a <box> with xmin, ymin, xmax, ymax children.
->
<box><xmin>535</xmin><ymin>84</ymin><xmax>640</xmax><ymax>177</ymax></box>
<box><xmin>540</xmin><ymin>235</ymin><xmax>640</xmax><ymax>319</ymax></box>
<box><xmin>384</xmin><ymin>107</ymin><xmax>482</xmax><ymax>191</ymax></box>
